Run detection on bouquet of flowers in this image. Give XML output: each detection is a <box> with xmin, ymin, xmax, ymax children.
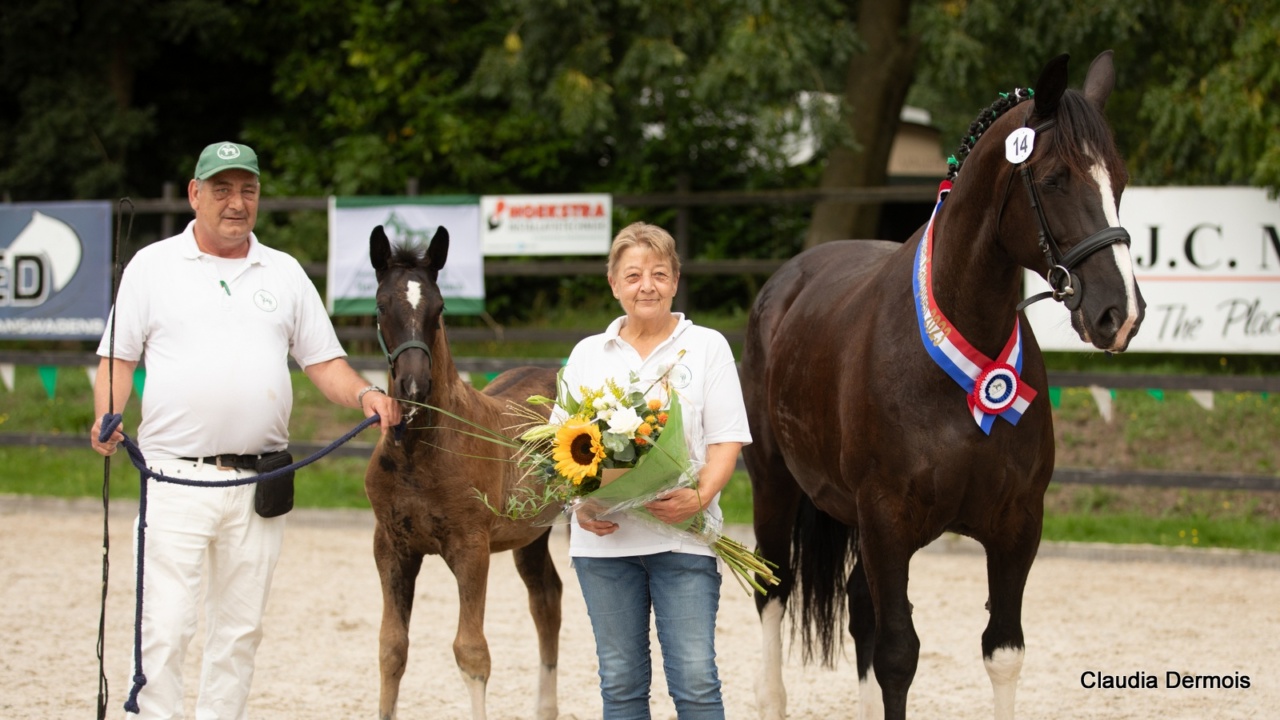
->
<box><xmin>475</xmin><ymin>365</ymin><xmax>778</xmax><ymax>595</ymax></box>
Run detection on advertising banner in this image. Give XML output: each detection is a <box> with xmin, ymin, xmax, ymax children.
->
<box><xmin>1025</xmin><ymin>187</ymin><xmax>1280</xmax><ymax>354</ymax></box>
<box><xmin>0</xmin><ymin>201</ymin><xmax>112</xmax><ymax>339</ymax></box>
<box><xmin>327</xmin><ymin>196</ymin><xmax>484</xmax><ymax>315</ymax></box>
<box><xmin>480</xmin><ymin>193</ymin><xmax>612</xmax><ymax>256</ymax></box>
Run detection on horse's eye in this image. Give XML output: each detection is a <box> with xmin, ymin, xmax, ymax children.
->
<box><xmin>375</xmin><ymin>304</ymin><xmax>385</xmax><ymax>315</ymax></box>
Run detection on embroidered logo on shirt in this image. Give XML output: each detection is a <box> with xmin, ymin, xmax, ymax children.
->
<box><xmin>253</xmin><ymin>289</ymin><xmax>278</xmax><ymax>312</ymax></box>
<box><xmin>668</xmin><ymin>363</ymin><xmax>693</xmax><ymax>389</ymax></box>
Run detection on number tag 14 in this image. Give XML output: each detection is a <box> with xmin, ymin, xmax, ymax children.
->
<box><xmin>1006</xmin><ymin>127</ymin><xmax>1036</xmax><ymax>164</ymax></box>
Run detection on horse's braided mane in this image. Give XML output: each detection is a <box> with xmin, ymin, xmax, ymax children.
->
<box><xmin>946</xmin><ymin>88</ymin><xmax>1033</xmax><ymax>182</ymax></box>
<box><xmin>946</xmin><ymin>86</ymin><xmax>1124</xmax><ymax>183</ymax></box>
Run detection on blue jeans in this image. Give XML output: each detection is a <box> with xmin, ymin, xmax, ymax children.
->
<box><xmin>574</xmin><ymin>552</ymin><xmax>723</xmax><ymax>720</ymax></box>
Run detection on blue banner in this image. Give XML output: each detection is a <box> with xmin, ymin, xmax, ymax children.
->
<box><xmin>0</xmin><ymin>201</ymin><xmax>112</xmax><ymax>340</ymax></box>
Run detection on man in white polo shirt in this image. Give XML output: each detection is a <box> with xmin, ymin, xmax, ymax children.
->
<box><xmin>89</xmin><ymin>141</ymin><xmax>400</xmax><ymax>719</ymax></box>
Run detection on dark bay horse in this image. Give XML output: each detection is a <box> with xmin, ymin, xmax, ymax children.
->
<box><xmin>364</xmin><ymin>225</ymin><xmax>562</xmax><ymax>720</ymax></box>
<box><xmin>741</xmin><ymin>52</ymin><xmax>1145</xmax><ymax>719</ymax></box>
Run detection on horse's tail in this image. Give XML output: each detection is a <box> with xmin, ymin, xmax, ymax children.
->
<box><xmin>792</xmin><ymin>494</ymin><xmax>856</xmax><ymax>668</ymax></box>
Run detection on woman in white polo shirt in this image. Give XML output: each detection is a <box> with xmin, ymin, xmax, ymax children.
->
<box><xmin>563</xmin><ymin>221</ymin><xmax>752</xmax><ymax>720</ymax></box>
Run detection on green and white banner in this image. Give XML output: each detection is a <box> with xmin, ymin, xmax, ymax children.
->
<box><xmin>327</xmin><ymin>196</ymin><xmax>484</xmax><ymax>316</ymax></box>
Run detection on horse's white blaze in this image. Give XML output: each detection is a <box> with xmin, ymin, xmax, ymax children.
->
<box><xmin>1090</xmin><ymin>160</ymin><xmax>1142</xmax><ymax>350</ymax></box>
<box><xmin>535</xmin><ymin>664</ymin><xmax>557</xmax><ymax>720</ymax></box>
<box><xmin>462</xmin><ymin>672</ymin><xmax>487</xmax><ymax>720</ymax></box>
<box><xmin>405</xmin><ymin>280</ymin><xmax>422</xmax><ymax>311</ymax></box>
<box><xmin>858</xmin><ymin>667</ymin><xmax>885</xmax><ymax>720</ymax></box>
<box><xmin>756</xmin><ymin>598</ymin><xmax>787</xmax><ymax>720</ymax></box>
<box><xmin>985</xmin><ymin>646</ymin><xmax>1024</xmax><ymax>720</ymax></box>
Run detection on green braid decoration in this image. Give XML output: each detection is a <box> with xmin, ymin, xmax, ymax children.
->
<box><xmin>946</xmin><ymin>87</ymin><xmax>1034</xmax><ymax>183</ymax></box>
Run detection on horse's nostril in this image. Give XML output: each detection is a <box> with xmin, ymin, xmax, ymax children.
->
<box><xmin>1095</xmin><ymin>306</ymin><xmax>1122</xmax><ymax>340</ymax></box>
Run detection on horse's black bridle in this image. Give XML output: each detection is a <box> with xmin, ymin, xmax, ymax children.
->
<box><xmin>1002</xmin><ymin>110</ymin><xmax>1132</xmax><ymax>313</ymax></box>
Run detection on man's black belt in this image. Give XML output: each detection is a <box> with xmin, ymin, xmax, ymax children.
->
<box><xmin>180</xmin><ymin>454</ymin><xmax>261</xmax><ymax>471</ymax></box>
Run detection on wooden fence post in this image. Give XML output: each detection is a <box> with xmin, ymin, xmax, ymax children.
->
<box><xmin>674</xmin><ymin>173</ymin><xmax>690</xmax><ymax>314</ymax></box>
<box><xmin>160</xmin><ymin>181</ymin><xmax>176</xmax><ymax>238</ymax></box>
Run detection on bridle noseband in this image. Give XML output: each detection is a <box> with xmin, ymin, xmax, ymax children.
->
<box><xmin>1003</xmin><ymin>109</ymin><xmax>1132</xmax><ymax>313</ymax></box>
<box><xmin>377</xmin><ymin>318</ymin><xmax>433</xmax><ymax>372</ymax></box>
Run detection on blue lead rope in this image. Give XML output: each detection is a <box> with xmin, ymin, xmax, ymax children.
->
<box><xmin>97</xmin><ymin>412</ymin><xmax>392</xmax><ymax>713</ymax></box>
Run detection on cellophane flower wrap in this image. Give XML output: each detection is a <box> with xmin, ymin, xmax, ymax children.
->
<box><xmin>484</xmin><ymin>365</ymin><xmax>778</xmax><ymax>595</ymax></box>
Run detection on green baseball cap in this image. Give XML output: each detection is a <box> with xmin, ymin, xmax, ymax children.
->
<box><xmin>194</xmin><ymin>141</ymin><xmax>260</xmax><ymax>180</ymax></box>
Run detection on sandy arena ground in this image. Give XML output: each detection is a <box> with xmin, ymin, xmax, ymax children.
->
<box><xmin>2</xmin><ymin>495</ymin><xmax>1277</xmax><ymax>719</ymax></box>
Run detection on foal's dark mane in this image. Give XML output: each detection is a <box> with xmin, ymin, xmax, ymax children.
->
<box><xmin>948</xmin><ymin>88</ymin><xmax>1125</xmax><ymax>183</ymax></box>
<box><xmin>388</xmin><ymin>245</ymin><xmax>426</xmax><ymax>271</ymax></box>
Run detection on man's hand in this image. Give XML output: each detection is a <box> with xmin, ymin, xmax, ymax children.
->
<box><xmin>90</xmin><ymin>415</ymin><xmax>124</xmax><ymax>457</ymax></box>
<box><xmin>360</xmin><ymin>389</ymin><xmax>402</xmax><ymax>434</ymax></box>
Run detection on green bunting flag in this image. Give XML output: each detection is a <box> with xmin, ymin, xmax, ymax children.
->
<box><xmin>37</xmin><ymin>365</ymin><xmax>57</xmax><ymax>399</ymax></box>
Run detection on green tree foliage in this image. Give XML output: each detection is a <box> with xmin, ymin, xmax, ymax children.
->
<box><xmin>909</xmin><ymin>0</ymin><xmax>1280</xmax><ymax>192</ymax></box>
<box><xmin>0</xmin><ymin>0</ymin><xmax>275</xmax><ymax>201</ymax></box>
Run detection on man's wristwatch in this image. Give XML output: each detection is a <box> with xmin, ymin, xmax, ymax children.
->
<box><xmin>357</xmin><ymin>385</ymin><xmax>386</xmax><ymax>407</ymax></box>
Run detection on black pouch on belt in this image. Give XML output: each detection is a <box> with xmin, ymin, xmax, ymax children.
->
<box><xmin>254</xmin><ymin>450</ymin><xmax>295</xmax><ymax>518</ymax></box>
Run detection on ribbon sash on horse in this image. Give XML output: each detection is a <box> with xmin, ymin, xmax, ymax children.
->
<box><xmin>912</xmin><ymin>180</ymin><xmax>1038</xmax><ymax>434</ymax></box>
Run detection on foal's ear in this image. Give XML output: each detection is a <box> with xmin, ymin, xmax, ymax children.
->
<box><xmin>370</xmin><ymin>225</ymin><xmax>392</xmax><ymax>277</ymax></box>
<box><xmin>1082</xmin><ymin>50</ymin><xmax>1115</xmax><ymax>112</ymax></box>
<box><xmin>425</xmin><ymin>226</ymin><xmax>450</xmax><ymax>281</ymax></box>
<box><xmin>1032</xmin><ymin>53</ymin><xmax>1070</xmax><ymax>119</ymax></box>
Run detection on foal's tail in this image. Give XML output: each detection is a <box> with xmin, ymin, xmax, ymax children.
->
<box><xmin>791</xmin><ymin>495</ymin><xmax>856</xmax><ymax>667</ymax></box>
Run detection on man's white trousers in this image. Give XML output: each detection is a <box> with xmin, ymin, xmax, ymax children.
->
<box><xmin>128</xmin><ymin>459</ymin><xmax>285</xmax><ymax>720</ymax></box>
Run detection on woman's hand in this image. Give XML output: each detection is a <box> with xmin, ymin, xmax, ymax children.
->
<box><xmin>644</xmin><ymin>486</ymin><xmax>703</xmax><ymax>525</ymax></box>
<box><xmin>575</xmin><ymin>501</ymin><xmax>619</xmax><ymax>536</ymax></box>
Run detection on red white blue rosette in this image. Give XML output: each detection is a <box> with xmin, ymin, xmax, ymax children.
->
<box><xmin>970</xmin><ymin>363</ymin><xmax>1020</xmax><ymax>415</ymax></box>
<box><xmin>913</xmin><ymin>180</ymin><xmax>1038</xmax><ymax>435</ymax></box>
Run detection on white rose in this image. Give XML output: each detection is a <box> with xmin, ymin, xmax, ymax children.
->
<box><xmin>606</xmin><ymin>406</ymin><xmax>644</xmax><ymax>437</ymax></box>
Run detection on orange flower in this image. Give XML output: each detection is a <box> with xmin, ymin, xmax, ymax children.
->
<box><xmin>657</xmin><ymin>412</ymin><xmax>669</xmax><ymax>424</ymax></box>
<box><xmin>636</xmin><ymin>423</ymin><xmax>653</xmax><ymax>436</ymax></box>
<box><xmin>647</xmin><ymin>398</ymin><xmax>663</xmax><ymax>411</ymax></box>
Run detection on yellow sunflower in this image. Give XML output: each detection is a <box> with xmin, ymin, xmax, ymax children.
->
<box><xmin>552</xmin><ymin>419</ymin><xmax>606</xmax><ymax>485</ymax></box>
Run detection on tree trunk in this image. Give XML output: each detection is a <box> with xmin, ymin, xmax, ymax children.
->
<box><xmin>804</xmin><ymin>0</ymin><xmax>920</xmax><ymax>248</ymax></box>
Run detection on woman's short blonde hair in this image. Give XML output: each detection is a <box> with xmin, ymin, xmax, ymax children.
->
<box><xmin>607</xmin><ymin>222</ymin><xmax>681</xmax><ymax>278</ymax></box>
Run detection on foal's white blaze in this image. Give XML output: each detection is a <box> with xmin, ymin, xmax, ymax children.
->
<box><xmin>1089</xmin><ymin>159</ymin><xmax>1142</xmax><ymax>350</ymax></box>
<box><xmin>405</xmin><ymin>280</ymin><xmax>423</xmax><ymax>311</ymax></box>
<box><xmin>984</xmin><ymin>646</ymin><xmax>1025</xmax><ymax>720</ymax></box>
<box><xmin>756</xmin><ymin>598</ymin><xmax>787</xmax><ymax>720</ymax></box>
<box><xmin>858</xmin><ymin>667</ymin><xmax>885</xmax><ymax>720</ymax></box>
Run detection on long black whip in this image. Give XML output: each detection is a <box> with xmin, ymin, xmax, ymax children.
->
<box><xmin>98</xmin><ymin>197</ymin><xmax>133</xmax><ymax>719</ymax></box>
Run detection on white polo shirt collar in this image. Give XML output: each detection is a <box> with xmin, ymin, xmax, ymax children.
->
<box><xmin>602</xmin><ymin>312</ymin><xmax>692</xmax><ymax>354</ymax></box>
<box><xmin>177</xmin><ymin>220</ymin><xmax>268</xmax><ymax>267</ymax></box>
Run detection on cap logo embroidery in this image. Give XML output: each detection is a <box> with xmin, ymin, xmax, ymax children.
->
<box><xmin>217</xmin><ymin>144</ymin><xmax>241</xmax><ymax>160</ymax></box>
